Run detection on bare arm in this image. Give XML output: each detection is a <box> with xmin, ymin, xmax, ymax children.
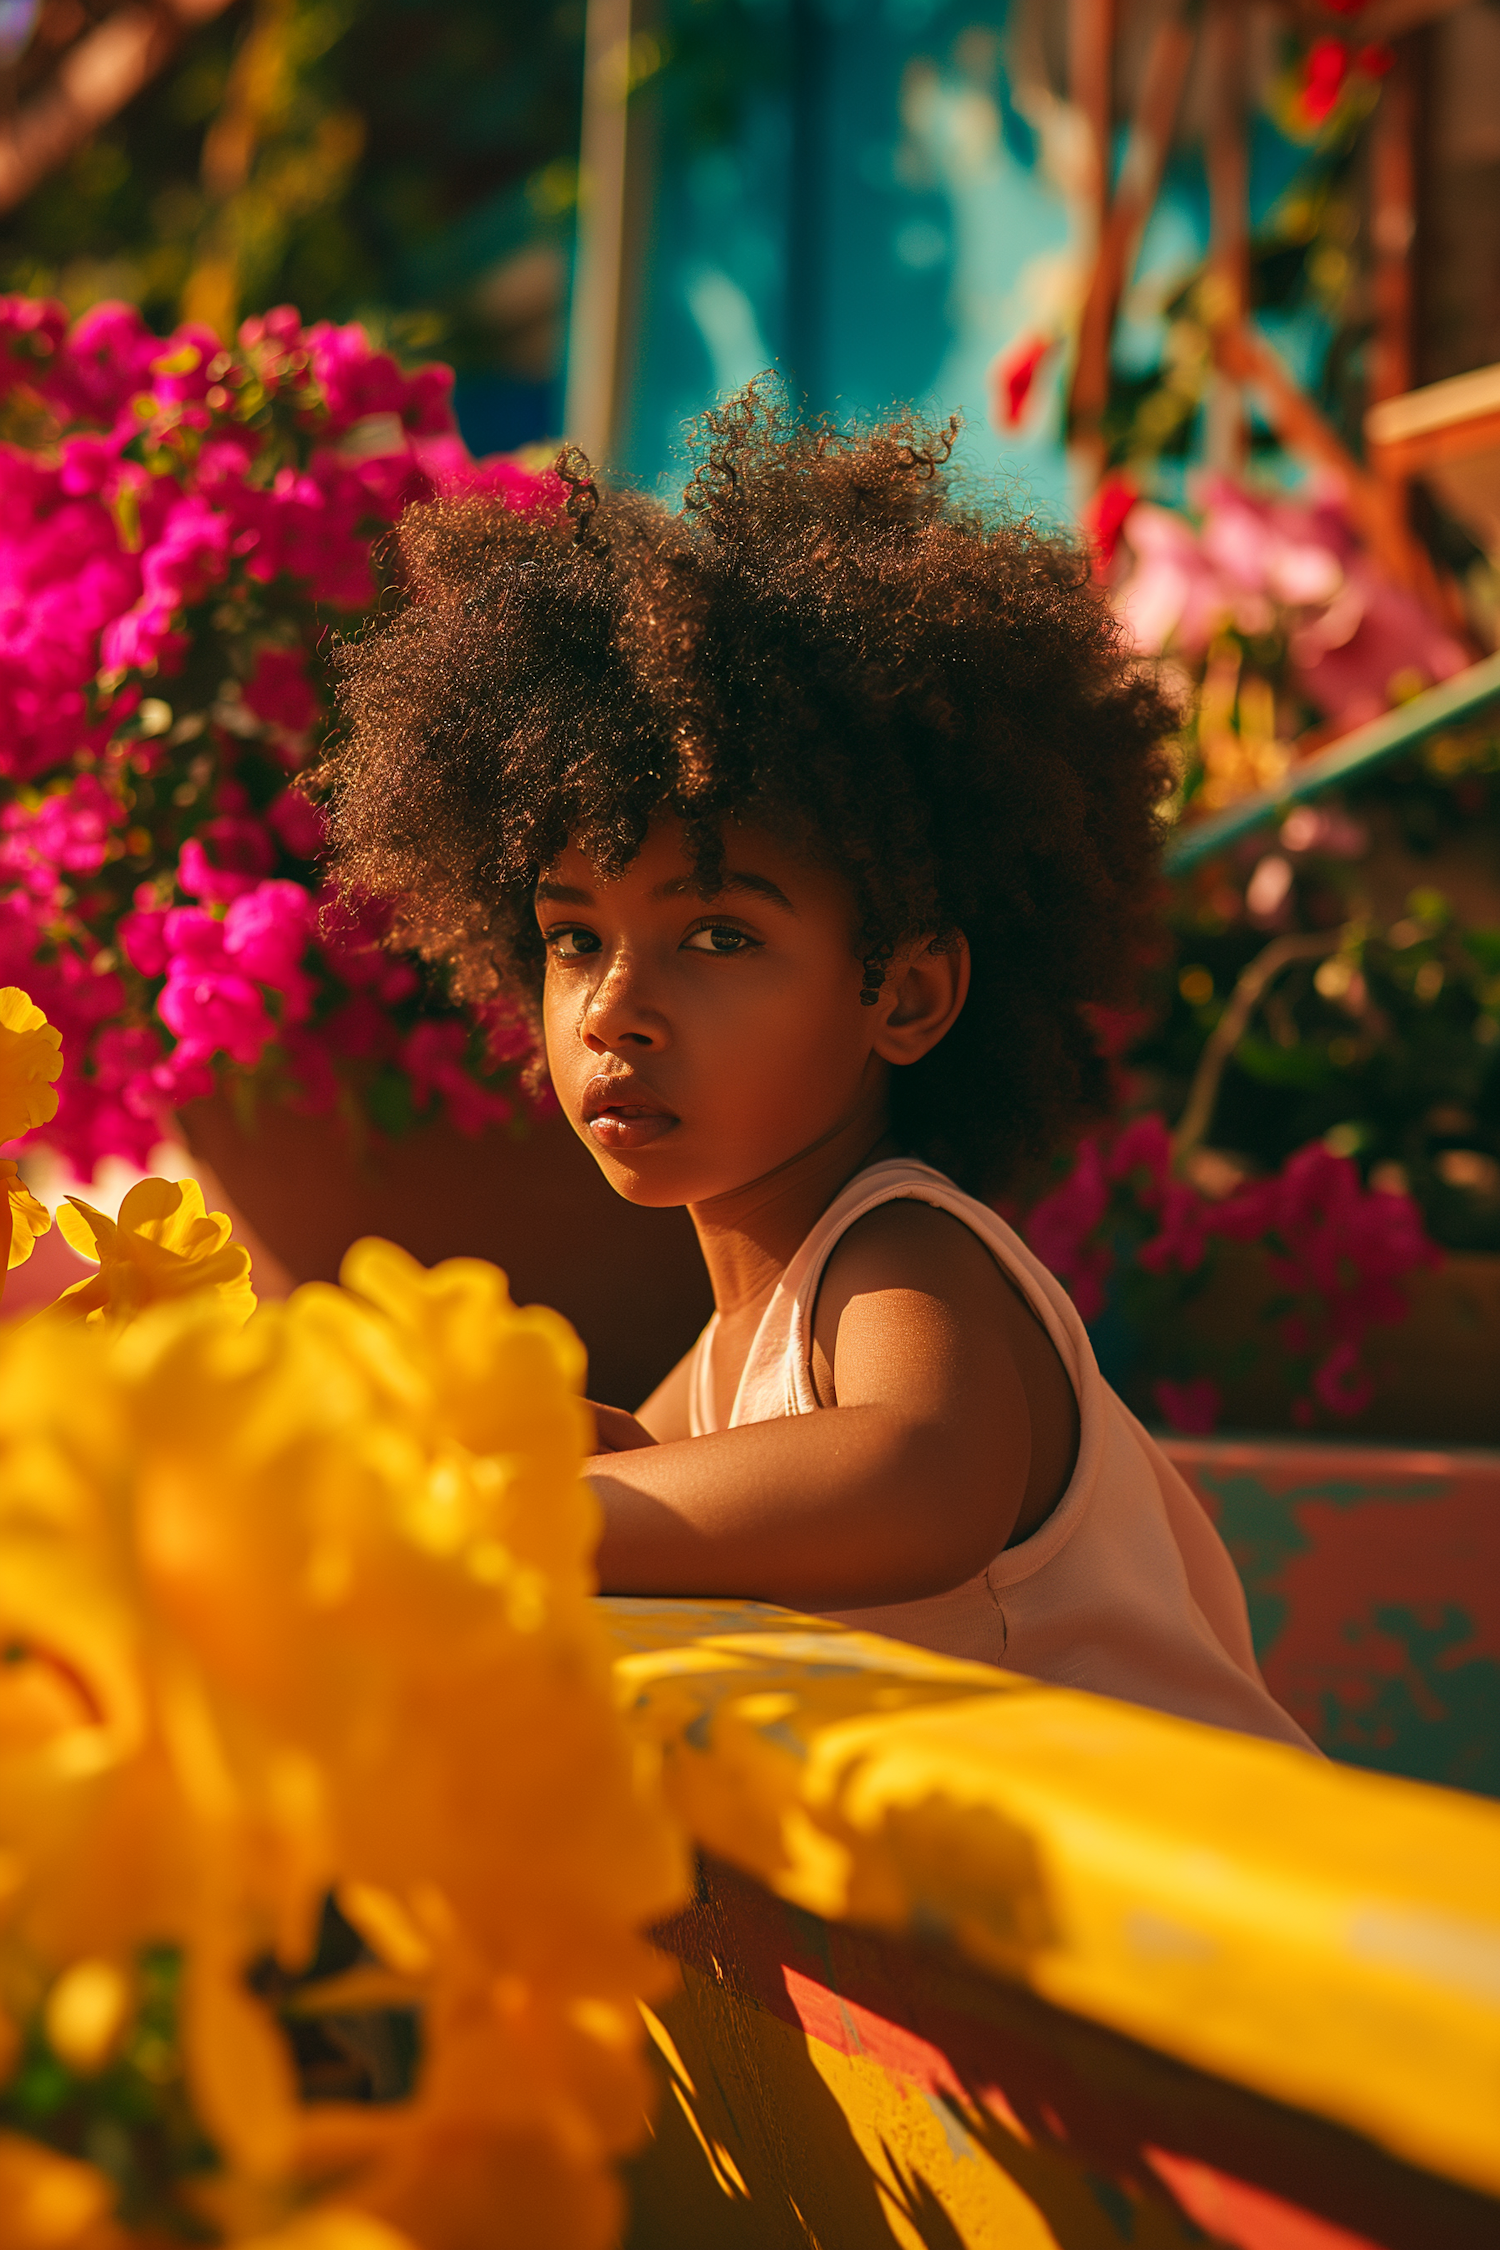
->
<box><xmin>583</xmin><ymin>1342</ymin><xmax>695</xmax><ymax>1455</ymax></box>
<box><xmin>588</xmin><ymin>1202</ymin><xmax>1077</xmax><ymax>1611</ymax></box>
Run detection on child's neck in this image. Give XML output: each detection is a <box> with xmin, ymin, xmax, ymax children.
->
<box><xmin>688</xmin><ymin>1100</ymin><xmax>898</xmax><ymax>1321</ymax></box>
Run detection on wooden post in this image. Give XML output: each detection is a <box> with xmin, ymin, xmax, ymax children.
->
<box><xmin>1203</xmin><ymin>0</ymin><xmax>1248</xmax><ymax>472</ymax></box>
<box><xmin>564</xmin><ymin>0</ymin><xmax>633</xmax><ymax>467</ymax></box>
<box><xmin>1068</xmin><ymin>0</ymin><xmax>1198</xmax><ymax>486</ymax></box>
<box><xmin>1068</xmin><ymin>0</ymin><xmax>1115</xmax><ymax>238</ymax></box>
<box><xmin>1368</xmin><ymin>40</ymin><xmax>1416</xmax><ymax>407</ymax></box>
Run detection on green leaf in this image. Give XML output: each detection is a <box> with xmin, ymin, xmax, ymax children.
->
<box><xmin>365</xmin><ymin>1065</ymin><xmax>415</xmax><ymax>1138</ymax></box>
<box><xmin>1232</xmin><ymin>1035</ymin><xmax>1340</xmax><ymax>1091</ymax></box>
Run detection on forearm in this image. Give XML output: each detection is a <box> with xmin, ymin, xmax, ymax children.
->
<box><xmin>587</xmin><ymin>1406</ymin><xmax>1011</xmax><ymax>1609</ymax></box>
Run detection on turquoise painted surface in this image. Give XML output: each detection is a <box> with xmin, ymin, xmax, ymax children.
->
<box><xmin>1191</xmin><ymin>1462</ymin><xmax>1500</xmax><ymax>1799</ymax></box>
<box><xmin>618</xmin><ymin>0</ymin><xmax>1080</xmax><ymax>518</ymax></box>
<box><xmin>608</xmin><ymin>3</ymin><xmax>1350</xmax><ymax>515</ymax></box>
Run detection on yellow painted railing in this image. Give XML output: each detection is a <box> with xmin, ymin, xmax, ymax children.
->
<box><xmin>602</xmin><ymin>1596</ymin><xmax>1500</xmax><ymax>2202</ymax></box>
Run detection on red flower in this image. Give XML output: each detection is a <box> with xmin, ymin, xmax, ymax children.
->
<box><xmin>1087</xmin><ymin>476</ymin><xmax>1138</xmax><ymax>578</ymax></box>
<box><xmin>990</xmin><ymin>335</ymin><xmax>1054</xmax><ymax>432</ymax></box>
<box><xmin>1311</xmin><ymin>1340</ymin><xmax>1376</xmax><ymax>1418</ymax></box>
<box><xmin>1302</xmin><ymin>38</ymin><xmax>1350</xmax><ymax>123</ymax></box>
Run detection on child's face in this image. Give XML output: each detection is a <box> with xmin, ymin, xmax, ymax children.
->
<box><xmin>536</xmin><ymin>816</ymin><xmax>957</xmax><ymax>1208</ymax></box>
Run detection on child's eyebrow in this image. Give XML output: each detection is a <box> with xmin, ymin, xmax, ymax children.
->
<box><xmin>653</xmin><ymin>870</ymin><xmax>796</xmax><ymax>913</ymax></box>
<box><xmin>533</xmin><ymin>870</ymin><xmax>796</xmax><ymax>913</ymax></box>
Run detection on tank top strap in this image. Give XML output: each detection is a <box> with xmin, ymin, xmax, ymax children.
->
<box><xmin>686</xmin><ymin>1313</ymin><xmax>721</xmax><ymax>1439</ymax></box>
<box><xmin>727</xmin><ymin>1155</ymin><xmax>1094</xmax><ymax>1433</ymax></box>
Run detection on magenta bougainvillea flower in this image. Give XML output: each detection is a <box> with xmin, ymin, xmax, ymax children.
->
<box><xmin>0</xmin><ymin>294</ymin><xmax>562</xmax><ymax>1174</ymax></box>
<box><xmin>1021</xmin><ymin>1112</ymin><xmax>1439</xmax><ymax>1433</ymax></box>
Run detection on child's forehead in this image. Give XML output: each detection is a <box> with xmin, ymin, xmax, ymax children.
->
<box><xmin>538</xmin><ymin>814</ymin><xmax>852</xmax><ymax>913</ymax></box>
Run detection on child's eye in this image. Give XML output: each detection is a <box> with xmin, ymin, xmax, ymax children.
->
<box><xmin>544</xmin><ymin>926</ymin><xmax>601</xmax><ymax>960</ymax></box>
<box><xmin>681</xmin><ymin>924</ymin><xmax>759</xmax><ymax>955</ymax></box>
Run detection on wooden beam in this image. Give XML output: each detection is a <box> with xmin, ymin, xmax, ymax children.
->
<box><xmin>0</xmin><ymin>0</ymin><xmax>238</xmax><ymax>215</ymax></box>
<box><xmin>1068</xmin><ymin>0</ymin><xmax>1198</xmax><ymax>479</ymax></box>
<box><xmin>1366</xmin><ymin>361</ymin><xmax>1500</xmax><ymax>476</ymax></box>
<box><xmin>1367</xmin><ymin>39</ymin><xmax>1417</xmax><ymax>408</ymax></box>
<box><xmin>1068</xmin><ymin>0</ymin><xmax>1115</xmax><ymax>236</ymax></box>
<box><xmin>1210</xmin><ymin>315</ymin><xmax>1429</xmax><ymax>587</ymax></box>
<box><xmin>1203</xmin><ymin>0</ymin><xmax>1248</xmax><ymax>470</ymax></box>
<box><xmin>1293</xmin><ymin>0</ymin><xmax>1469</xmax><ymax>44</ymax></box>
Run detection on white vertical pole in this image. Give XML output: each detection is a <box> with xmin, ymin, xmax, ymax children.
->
<box><xmin>563</xmin><ymin>0</ymin><xmax>632</xmax><ymax>466</ymax></box>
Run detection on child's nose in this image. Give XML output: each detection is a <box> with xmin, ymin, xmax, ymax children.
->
<box><xmin>580</xmin><ymin>953</ymin><xmax>664</xmax><ymax>1053</ymax></box>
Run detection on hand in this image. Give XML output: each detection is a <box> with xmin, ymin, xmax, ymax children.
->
<box><xmin>588</xmin><ymin>1401</ymin><xmax>659</xmax><ymax>1453</ymax></box>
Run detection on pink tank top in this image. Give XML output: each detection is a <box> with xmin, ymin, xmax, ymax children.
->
<box><xmin>687</xmin><ymin>1156</ymin><xmax>1314</xmax><ymax>1749</ymax></box>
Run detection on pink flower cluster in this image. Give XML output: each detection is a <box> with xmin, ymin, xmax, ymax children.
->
<box><xmin>1022</xmin><ymin>1112</ymin><xmax>1439</xmax><ymax>1433</ymax></box>
<box><xmin>0</xmin><ymin>297</ymin><xmax>557</xmax><ymax>767</ymax></box>
<box><xmin>1213</xmin><ymin>1141</ymin><xmax>1440</xmax><ymax>1423</ymax></box>
<box><xmin>1025</xmin><ymin>1113</ymin><xmax>1209</xmax><ymax>1326</ymax></box>
<box><xmin>1110</xmin><ymin>473</ymin><xmax>1467</xmax><ymax>733</ymax></box>
<box><xmin>119</xmin><ymin>879</ymin><xmax>315</xmax><ymax>1106</ymax></box>
<box><xmin>0</xmin><ymin>295</ymin><xmax>561</xmax><ymax>1171</ymax></box>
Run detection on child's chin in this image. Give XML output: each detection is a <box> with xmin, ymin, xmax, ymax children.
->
<box><xmin>584</xmin><ymin>1145</ymin><xmax>694</xmax><ymax>1209</ymax></box>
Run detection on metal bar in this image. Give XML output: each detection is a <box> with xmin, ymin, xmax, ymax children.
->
<box><xmin>1164</xmin><ymin>649</ymin><xmax>1500</xmax><ymax>871</ymax></box>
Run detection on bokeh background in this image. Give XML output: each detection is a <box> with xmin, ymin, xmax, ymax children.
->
<box><xmin>1</xmin><ymin>1</ymin><xmax>1492</xmax><ymax>501</ymax></box>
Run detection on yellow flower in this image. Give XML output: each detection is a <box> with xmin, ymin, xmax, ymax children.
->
<box><xmin>0</xmin><ymin>988</ymin><xmax>61</xmax><ymax>1284</ymax></box>
<box><xmin>1</xmin><ymin>1159</ymin><xmax>51</xmax><ymax>1272</ymax></box>
<box><xmin>0</xmin><ymin>2131</ymin><xmax>116</xmax><ymax>2249</ymax></box>
<box><xmin>0</xmin><ymin>1244</ymin><xmax>687</xmax><ymax>2249</ymax></box>
<box><xmin>51</xmin><ymin>1177</ymin><xmax>256</xmax><ymax>1326</ymax></box>
<box><xmin>0</xmin><ymin>987</ymin><xmax>62</xmax><ymax>1144</ymax></box>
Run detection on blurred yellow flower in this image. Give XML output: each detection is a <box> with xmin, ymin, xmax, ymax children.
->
<box><xmin>0</xmin><ymin>988</ymin><xmax>60</xmax><ymax>1284</ymax></box>
<box><xmin>0</xmin><ymin>1242</ymin><xmax>687</xmax><ymax>2249</ymax></box>
<box><xmin>0</xmin><ymin>2130</ymin><xmax>117</xmax><ymax>2250</ymax></box>
<box><xmin>1</xmin><ymin>1160</ymin><xmax>51</xmax><ymax>1273</ymax></box>
<box><xmin>0</xmin><ymin>987</ymin><xmax>62</xmax><ymax>1144</ymax></box>
<box><xmin>52</xmin><ymin>1177</ymin><xmax>256</xmax><ymax>1326</ymax></box>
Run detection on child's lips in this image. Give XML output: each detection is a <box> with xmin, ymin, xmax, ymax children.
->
<box><xmin>581</xmin><ymin>1079</ymin><xmax>678</xmax><ymax>1151</ymax></box>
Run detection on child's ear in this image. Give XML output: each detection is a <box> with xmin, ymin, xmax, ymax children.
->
<box><xmin>871</xmin><ymin>934</ymin><xmax>970</xmax><ymax>1066</ymax></box>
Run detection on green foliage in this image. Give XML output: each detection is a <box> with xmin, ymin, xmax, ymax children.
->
<box><xmin>1144</xmin><ymin>726</ymin><xmax>1500</xmax><ymax>1253</ymax></box>
<box><xmin>0</xmin><ymin>1948</ymin><xmax>216</xmax><ymax>2239</ymax></box>
<box><xmin>0</xmin><ymin>0</ymin><xmax>587</xmax><ymax>371</ymax></box>
<box><xmin>0</xmin><ymin>0</ymin><xmax>778</xmax><ymax>384</ymax></box>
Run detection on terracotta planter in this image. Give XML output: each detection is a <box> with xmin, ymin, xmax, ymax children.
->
<box><xmin>1130</xmin><ymin>1239</ymin><xmax>1500</xmax><ymax>1446</ymax></box>
<box><xmin>179</xmin><ymin>1092</ymin><xmax>713</xmax><ymax>1410</ymax></box>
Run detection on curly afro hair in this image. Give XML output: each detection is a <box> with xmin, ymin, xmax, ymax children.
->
<box><xmin>322</xmin><ymin>383</ymin><xmax>1178</xmax><ymax>1196</ymax></box>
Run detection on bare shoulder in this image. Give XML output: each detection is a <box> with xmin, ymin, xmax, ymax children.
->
<box><xmin>810</xmin><ymin>1196</ymin><xmax>1028</xmax><ymax>1407</ymax></box>
<box><xmin>816</xmin><ymin>1195</ymin><xmax>1015</xmax><ymax>1313</ymax></box>
<box><xmin>808</xmin><ymin>1196</ymin><xmax>1080</xmax><ymax>1552</ymax></box>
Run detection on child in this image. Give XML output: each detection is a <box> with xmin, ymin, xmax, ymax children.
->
<box><xmin>326</xmin><ymin>389</ymin><xmax>1311</xmax><ymax>1750</ymax></box>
